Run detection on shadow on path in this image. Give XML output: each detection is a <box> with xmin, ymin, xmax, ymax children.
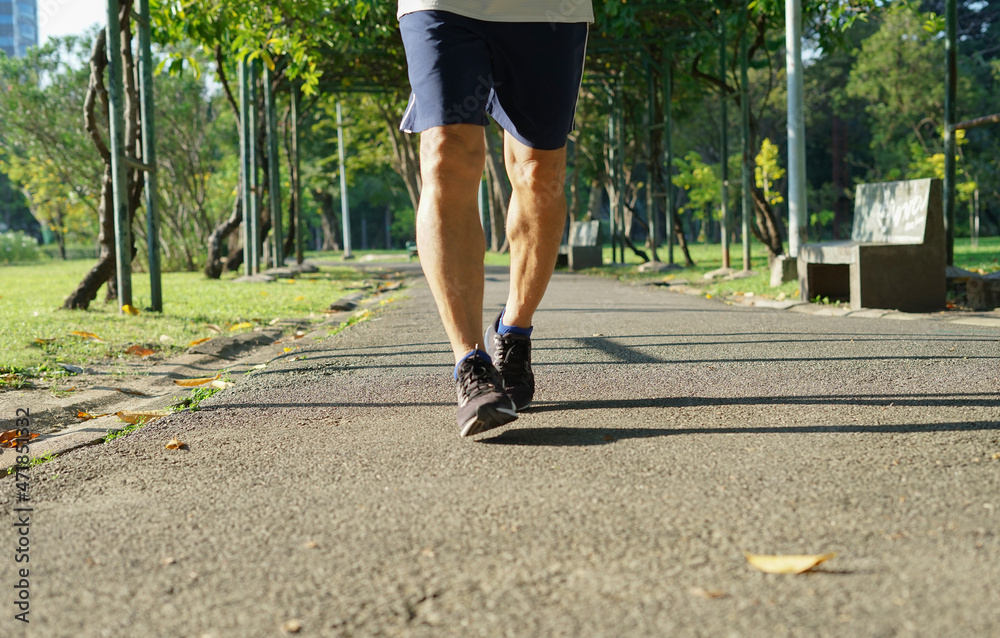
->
<box><xmin>480</xmin><ymin>420</ymin><xmax>1000</xmax><ymax>447</ymax></box>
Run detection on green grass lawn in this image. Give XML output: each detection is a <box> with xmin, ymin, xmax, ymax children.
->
<box><xmin>0</xmin><ymin>260</ymin><xmax>368</xmax><ymax>374</ymax></box>
<box><xmin>592</xmin><ymin>236</ymin><xmax>1000</xmax><ymax>301</ymax></box>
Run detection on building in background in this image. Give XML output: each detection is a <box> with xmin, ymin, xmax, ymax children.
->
<box><xmin>0</xmin><ymin>0</ymin><xmax>38</xmax><ymax>58</ymax></box>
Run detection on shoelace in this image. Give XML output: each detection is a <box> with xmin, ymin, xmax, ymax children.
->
<box><xmin>457</xmin><ymin>358</ymin><xmax>501</xmax><ymax>398</ymax></box>
<box><xmin>493</xmin><ymin>333</ymin><xmax>529</xmax><ymax>375</ymax></box>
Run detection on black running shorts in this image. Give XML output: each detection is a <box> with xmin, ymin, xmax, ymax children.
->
<box><xmin>398</xmin><ymin>10</ymin><xmax>589</xmax><ymax>151</ymax></box>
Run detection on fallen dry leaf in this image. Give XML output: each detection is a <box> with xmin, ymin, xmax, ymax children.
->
<box><xmin>161</xmin><ymin>557</ymin><xmax>176</xmax><ymax>565</ymax></box>
<box><xmin>77</xmin><ymin>410</ymin><xmax>111</xmax><ymax>421</ymax></box>
<box><xmin>745</xmin><ymin>552</ymin><xmax>836</xmax><ymax>574</ymax></box>
<box><xmin>209</xmin><ymin>379</ymin><xmax>233</xmax><ymax>390</ymax></box>
<box><xmin>115</xmin><ymin>410</ymin><xmax>171</xmax><ymax>424</ymax></box>
<box><xmin>117</xmin><ymin>388</ymin><xmax>149</xmax><ymax>396</ymax></box>
<box><xmin>689</xmin><ymin>587</ymin><xmax>728</xmax><ymax>599</ymax></box>
<box><xmin>164</xmin><ymin>438</ymin><xmax>184</xmax><ymax>449</ymax></box>
<box><xmin>0</xmin><ymin>430</ymin><xmax>40</xmax><ymax>448</ymax></box>
<box><xmin>293</xmin><ymin>331</ymin><xmax>306</xmax><ymax>339</ymax></box>
<box><xmin>69</xmin><ymin>330</ymin><xmax>104</xmax><ymax>342</ymax></box>
<box><xmin>303</xmin><ymin>541</ymin><xmax>319</xmax><ymax>549</ymax></box>
<box><xmin>294</xmin><ymin>296</ymin><xmax>306</xmax><ymax>301</ymax></box>
<box><xmin>204</xmin><ymin>324</ymin><xmax>223</xmax><ymax>333</ymax></box>
<box><xmin>125</xmin><ymin>345</ymin><xmax>156</xmax><ymax>357</ymax></box>
<box><xmin>269</xmin><ymin>317</ymin><xmax>280</xmax><ymax>325</ymax></box>
<box><xmin>122</xmin><ymin>304</ymin><xmax>141</xmax><ymax>316</ymax></box>
<box><xmin>283</xmin><ymin>347</ymin><xmax>296</xmax><ymax>353</ymax></box>
<box><xmin>33</xmin><ymin>337</ymin><xmax>56</xmax><ymax>345</ymax></box>
<box><xmin>173</xmin><ymin>374</ymin><xmax>221</xmax><ymax>387</ymax></box>
<box><xmin>229</xmin><ymin>322</ymin><xmax>253</xmax><ymax>331</ymax></box>
<box><xmin>188</xmin><ymin>337</ymin><xmax>212</xmax><ymax>347</ymax></box>
<box><xmin>281</xmin><ymin>619</ymin><xmax>302</xmax><ymax>634</ymax></box>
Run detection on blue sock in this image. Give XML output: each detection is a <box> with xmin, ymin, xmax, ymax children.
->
<box><xmin>498</xmin><ymin>310</ymin><xmax>533</xmax><ymax>337</ymax></box>
<box><xmin>454</xmin><ymin>349</ymin><xmax>491</xmax><ymax>379</ymax></box>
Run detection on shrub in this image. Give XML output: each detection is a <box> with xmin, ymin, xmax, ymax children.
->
<box><xmin>0</xmin><ymin>231</ymin><xmax>42</xmax><ymax>264</ymax></box>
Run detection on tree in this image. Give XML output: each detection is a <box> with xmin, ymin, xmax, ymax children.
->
<box><xmin>0</xmin><ymin>35</ymin><xmax>105</xmax><ymax>260</ymax></box>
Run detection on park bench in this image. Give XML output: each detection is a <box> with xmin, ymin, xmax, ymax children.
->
<box><xmin>556</xmin><ymin>220</ymin><xmax>602</xmax><ymax>271</ymax></box>
<box><xmin>797</xmin><ymin>177</ymin><xmax>945</xmax><ymax>312</ymax></box>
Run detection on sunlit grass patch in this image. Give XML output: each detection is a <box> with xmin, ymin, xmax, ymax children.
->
<box><xmin>0</xmin><ymin>260</ymin><xmax>362</xmax><ymax>370</ymax></box>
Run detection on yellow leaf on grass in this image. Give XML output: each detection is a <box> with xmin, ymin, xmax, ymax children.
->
<box><xmin>229</xmin><ymin>322</ymin><xmax>253</xmax><ymax>331</ymax></box>
<box><xmin>745</xmin><ymin>552</ymin><xmax>836</xmax><ymax>574</ymax></box>
<box><xmin>165</xmin><ymin>438</ymin><xmax>184</xmax><ymax>449</ymax></box>
<box><xmin>122</xmin><ymin>304</ymin><xmax>141</xmax><ymax>315</ymax></box>
<box><xmin>33</xmin><ymin>337</ymin><xmax>56</xmax><ymax>345</ymax></box>
<box><xmin>69</xmin><ymin>330</ymin><xmax>104</xmax><ymax>342</ymax></box>
<box><xmin>283</xmin><ymin>347</ymin><xmax>295</xmax><ymax>353</ymax></box>
<box><xmin>294</xmin><ymin>296</ymin><xmax>306</xmax><ymax>301</ymax></box>
<box><xmin>116</xmin><ymin>410</ymin><xmax>170</xmax><ymax>424</ymax></box>
<box><xmin>173</xmin><ymin>374</ymin><xmax>220</xmax><ymax>387</ymax></box>
<box><xmin>77</xmin><ymin>410</ymin><xmax>111</xmax><ymax>421</ymax></box>
<box><xmin>125</xmin><ymin>345</ymin><xmax>156</xmax><ymax>357</ymax></box>
<box><xmin>188</xmin><ymin>337</ymin><xmax>212</xmax><ymax>347</ymax></box>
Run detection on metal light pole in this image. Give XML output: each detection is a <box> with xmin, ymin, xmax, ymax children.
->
<box><xmin>137</xmin><ymin>0</ymin><xmax>160</xmax><ymax>310</ymax></box>
<box><xmin>645</xmin><ymin>58</ymin><xmax>659</xmax><ymax>261</ymax></box>
<box><xmin>719</xmin><ymin>11</ymin><xmax>731</xmax><ymax>269</ymax></box>
<box><xmin>239</xmin><ymin>58</ymin><xmax>254</xmax><ymax>274</ymax></box>
<box><xmin>336</xmin><ymin>101</ymin><xmax>353</xmax><ymax>259</ymax></box>
<box><xmin>264</xmin><ymin>64</ymin><xmax>283</xmax><ymax>268</ymax></box>
<box><xmin>943</xmin><ymin>0</ymin><xmax>957</xmax><ymax>265</ymax></box>
<box><xmin>740</xmin><ymin>15</ymin><xmax>753</xmax><ymax>272</ymax></box>
<box><xmin>785</xmin><ymin>0</ymin><xmax>807</xmax><ymax>256</ymax></box>
<box><xmin>663</xmin><ymin>60</ymin><xmax>675</xmax><ymax>265</ymax></box>
<box><xmin>290</xmin><ymin>85</ymin><xmax>304</xmax><ymax>265</ymax></box>
<box><xmin>106</xmin><ymin>0</ymin><xmax>131</xmax><ymax>312</ymax></box>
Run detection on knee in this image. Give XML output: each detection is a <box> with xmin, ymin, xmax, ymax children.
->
<box><xmin>506</xmin><ymin>153</ymin><xmax>566</xmax><ymax>203</ymax></box>
<box><xmin>420</xmin><ymin>126</ymin><xmax>485</xmax><ymax>187</ymax></box>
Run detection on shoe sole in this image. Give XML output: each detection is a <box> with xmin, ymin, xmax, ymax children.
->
<box><xmin>460</xmin><ymin>404</ymin><xmax>518</xmax><ymax>437</ymax></box>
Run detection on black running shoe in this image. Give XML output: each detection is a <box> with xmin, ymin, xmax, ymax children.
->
<box><xmin>485</xmin><ymin>309</ymin><xmax>535</xmax><ymax>411</ymax></box>
<box><xmin>455</xmin><ymin>354</ymin><xmax>517</xmax><ymax>437</ymax></box>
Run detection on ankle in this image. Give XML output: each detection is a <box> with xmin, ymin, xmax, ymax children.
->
<box><xmin>499</xmin><ymin>309</ymin><xmax>533</xmax><ymax>337</ymax></box>
<box><xmin>454</xmin><ymin>349</ymin><xmax>492</xmax><ymax>379</ymax></box>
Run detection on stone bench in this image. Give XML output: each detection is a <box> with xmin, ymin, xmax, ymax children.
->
<box><xmin>556</xmin><ymin>220</ymin><xmax>602</xmax><ymax>270</ymax></box>
<box><xmin>797</xmin><ymin>178</ymin><xmax>945</xmax><ymax>312</ymax></box>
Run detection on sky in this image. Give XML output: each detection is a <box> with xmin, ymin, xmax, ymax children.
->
<box><xmin>37</xmin><ymin>0</ymin><xmax>107</xmax><ymax>43</ymax></box>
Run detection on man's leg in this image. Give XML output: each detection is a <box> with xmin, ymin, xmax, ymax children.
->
<box><xmin>416</xmin><ymin>124</ymin><xmax>488</xmax><ymax>362</ymax></box>
<box><xmin>501</xmin><ymin>134</ymin><xmax>568</xmax><ymax>328</ymax></box>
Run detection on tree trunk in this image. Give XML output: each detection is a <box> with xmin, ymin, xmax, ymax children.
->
<box><xmin>313</xmin><ymin>189</ymin><xmax>339</xmax><ymax>251</ymax></box>
<box><xmin>63</xmin><ymin>29</ymin><xmax>114</xmax><ymax>309</ymax></box>
<box><xmin>377</xmin><ymin>99</ymin><xmax>421</xmax><ymax>212</ymax></box>
<box><xmin>750</xmin><ymin>185</ymin><xmax>785</xmax><ymax>262</ymax></box>
<box><xmin>672</xmin><ymin>214</ymin><xmax>695</xmax><ymax>267</ymax></box>
<box><xmin>64</xmin><ymin>2</ymin><xmax>146</xmax><ymax>309</ymax></box>
<box><xmin>484</xmin><ymin>125</ymin><xmax>509</xmax><ymax>253</ymax></box>
<box><xmin>205</xmin><ymin>193</ymin><xmax>243</xmax><ymax>278</ymax></box>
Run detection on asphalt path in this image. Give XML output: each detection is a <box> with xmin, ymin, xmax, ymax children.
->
<box><xmin>3</xmin><ymin>268</ymin><xmax>999</xmax><ymax>637</ymax></box>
